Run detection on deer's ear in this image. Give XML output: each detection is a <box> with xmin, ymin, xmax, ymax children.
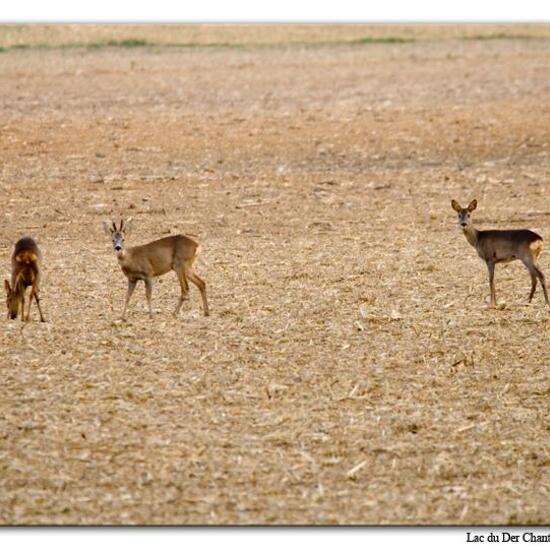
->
<box><xmin>467</xmin><ymin>199</ymin><xmax>477</xmax><ymax>212</ymax></box>
<box><xmin>123</xmin><ymin>217</ymin><xmax>133</xmax><ymax>234</ymax></box>
<box><xmin>4</xmin><ymin>279</ymin><xmax>11</xmax><ymax>293</ymax></box>
<box><xmin>102</xmin><ymin>221</ymin><xmax>113</xmax><ymax>235</ymax></box>
<box><xmin>451</xmin><ymin>200</ymin><xmax>461</xmax><ymax>212</ymax></box>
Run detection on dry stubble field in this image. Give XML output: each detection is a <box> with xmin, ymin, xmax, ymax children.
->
<box><xmin>1</xmin><ymin>24</ymin><xmax>550</xmax><ymax>525</ymax></box>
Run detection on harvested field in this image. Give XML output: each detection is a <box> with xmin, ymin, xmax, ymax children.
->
<box><xmin>1</xmin><ymin>24</ymin><xmax>550</xmax><ymax>525</ymax></box>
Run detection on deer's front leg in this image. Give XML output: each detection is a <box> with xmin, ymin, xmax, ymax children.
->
<box><xmin>122</xmin><ymin>279</ymin><xmax>137</xmax><ymax>320</ymax></box>
<box><xmin>144</xmin><ymin>278</ymin><xmax>153</xmax><ymax>318</ymax></box>
<box><xmin>487</xmin><ymin>261</ymin><xmax>497</xmax><ymax>307</ymax></box>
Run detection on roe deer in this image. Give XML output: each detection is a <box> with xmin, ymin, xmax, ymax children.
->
<box><xmin>103</xmin><ymin>219</ymin><xmax>209</xmax><ymax>319</ymax></box>
<box><xmin>451</xmin><ymin>199</ymin><xmax>549</xmax><ymax>308</ymax></box>
<box><xmin>4</xmin><ymin>237</ymin><xmax>46</xmax><ymax>321</ymax></box>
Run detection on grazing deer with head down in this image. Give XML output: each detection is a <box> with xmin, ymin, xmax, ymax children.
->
<box><xmin>4</xmin><ymin>237</ymin><xmax>46</xmax><ymax>322</ymax></box>
<box><xmin>451</xmin><ymin>199</ymin><xmax>549</xmax><ymax>308</ymax></box>
<box><xmin>103</xmin><ymin>219</ymin><xmax>209</xmax><ymax>320</ymax></box>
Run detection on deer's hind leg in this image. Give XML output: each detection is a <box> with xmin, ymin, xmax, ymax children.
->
<box><xmin>26</xmin><ymin>288</ymin><xmax>33</xmax><ymax>321</ymax></box>
<box><xmin>534</xmin><ymin>265</ymin><xmax>550</xmax><ymax>306</ymax></box>
<box><xmin>32</xmin><ymin>286</ymin><xmax>45</xmax><ymax>322</ymax></box>
<box><xmin>528</xmin><ymin>270</ymin><xmax>537</xmax><ymax>303</ymax></box>
<box><xmin>144</xmin><ymin>278</ymin><xmax>154</xmax><ymax>318</ymax></box>
<box><xmin>27</xmin><ymin>280</ymin><xmax>45</xmax><ymax>322</ymax></box>
<box><xmin>19</xmin><ymin>292</ymin><xmax>26</xmax><ymax>321</ymax></box>
<box><xmin>523</xmin><ymin>257</ymin><xmax>550</xmax><ymax>306</ymax></box>
<box><xmin>184</xmin><ymin>261</ymin><xmax>209</xmax><ymax>317</ymax></box>
<box><xmin>174</xmin><ymin>266</ymin><xmax>190</xmax><ymax>317</ymax></box>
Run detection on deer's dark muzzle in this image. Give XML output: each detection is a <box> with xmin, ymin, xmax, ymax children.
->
<box><xmin>115</xmin><ymin>245</ymin><xmax>122</xmax><ymax>251</ymax></box>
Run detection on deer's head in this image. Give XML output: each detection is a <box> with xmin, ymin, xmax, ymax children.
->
<box><xmin>451</xmin><ymin>199</ymin><xmax>477</xmax><ymax>228</ymax></box>
<box><xmin>4</xmin><ymin>279</ymin><xmax>20</xmax><ymax>320</ymax></box>
<box><xmin>103</xmin><ymin>218</ymin><xmax>133</xmax><ymax>254</ymax></box>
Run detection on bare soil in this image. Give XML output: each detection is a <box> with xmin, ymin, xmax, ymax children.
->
<box><xmin>1</xmin><ymin>24</ymin><xmax>550</xmax><ymax>525</ymax></box>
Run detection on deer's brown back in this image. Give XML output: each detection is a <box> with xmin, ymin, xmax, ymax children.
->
<box><xmin>11</xmin><ymin>237</ymin><xmax>41</xmax><ymax>287</ymax></box>
<box><xmin>477</xmin><ymin>229</ymin><xmax>542</xmax><ymax>263</ymax></box>
<box><xmin>13</xmin><ymin>237</ymin><xmax>41</xmax><ymax>260</ymax></box>
<box><xmin>126</xmin><ymin>235</ymin><xmax>199</xmax><ymax>277</ymax></box>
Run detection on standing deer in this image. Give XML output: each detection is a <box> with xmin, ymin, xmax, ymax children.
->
<box><xmin>4</xmin><ymin>237</ymin><xmax>46</xmax><ymax>321</ymax></box>
<box><xmin>451</xmin><ymin>199</ymin><xmax>549</xmax><ymax>307</ymax></box>
<box><xmin>103</xmin><ymin>219</ymin><xmax>209</xmax><ymax>319</ymax></box>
